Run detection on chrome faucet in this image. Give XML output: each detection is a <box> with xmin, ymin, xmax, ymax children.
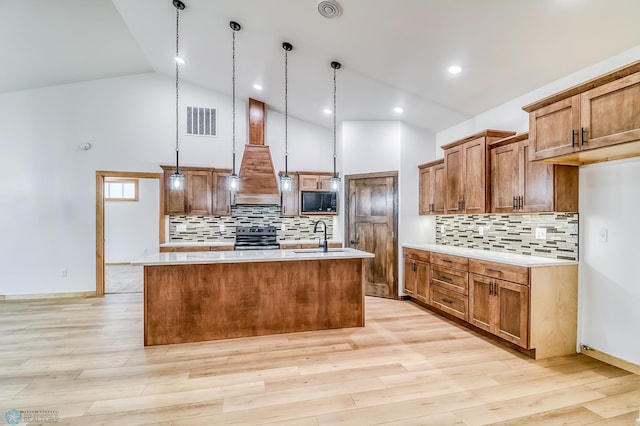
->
<box><xmin>313</xmin><ymin>220</ymin><xmax>328</xmax><ymax>252</ymax></box>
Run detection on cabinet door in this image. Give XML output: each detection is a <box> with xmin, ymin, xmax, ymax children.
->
<box><xmin>520</xmin><ymin>138</ymin><xmax>553</xmax><ymax>212</ymax></box>
<box><xmin>418</xmin><ymin>167</ymin><xmax>432</xmax><ymax>215</ymax></box>
<box><xmin>462</xmin><ymin>137</ymin><xmax>487</xmax><ymax>214</ymax></box>
<box><xmin>469</xmin><ymin>274</ymin><xmax>494</xmax><ymax>333</ymax></box>
<box><xmin>580</xmin><ymin>72</ymin><xmax>640</xmax><ymax>151</ymax></box>
<box><xmin>496</xmin><ymin>279</ymin><xmax>529</xmax><ymax>348</ymax></box>
<box><xmin>490</xmin><ymin>142</ymin><xmax>519</xmax><ymax>213</ymax></box>
<box><xmin>317</xmin><ymin>176</ymin><xmax>331</xmax><ymax>191</ymax></box>
<box><xmin>432</xmin><ymin>162</ymin><xmax>446</xmax><ymax>215</ymax></box>
<box><xmin>212</xmin><ymin>172</ymin><xmax>231</xmax><ymax>216</ymax></box>
<box><xmin>280</xmin><ymin>173</ymin><xmax>299</xmax><ymax>217</ymax></box>
<box><xmin>163</xmin><ymin>169</ymin><xmax>186</xmax><ymax>214</ymax></box>
<box><xmin>299</xmin><ymin>175</ymin><xmax>320</xmax><ymax>191</ymax></box>
<box><xmin>414</xmin><ymin>261</ymin><xmax>430</xmax><ymax>303</ymax></box>
<box><xmin>403</xmin><ymin>259</ymin><xmax>416</xmax><ymax>296</ymax></box>
<box><xmin>530</xmin><ymin>95</ymin><xmax>581</xmax><ymax>160</ymax></box>
<box><xmin>187</xmin><ymin>170</ymin><xmax>212</xmax><ymax>215</ymax></box>
<box><xmin>444</xmin><ymin>145</ymin><xmax>463</xmax><ymax>214</ymax></box>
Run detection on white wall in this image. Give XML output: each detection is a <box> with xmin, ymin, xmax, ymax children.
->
<box><xmin>0</xmin><ymin>72</ymin><xmax>330</xmax><ymax>296</ymax></box>
<box><xmin>434</xmin><ymin>45</ymin><xmax>640</xmax><ymax>365</ymax></box>
<box><xmin>105</xmin><ymin>178</ymin><xmax>160</xmax><ymax>263</ymax></box>
<box><xmin>579</xmin><ymin>157</ymin><xmax>640</xmax><ymax>365</ymax></box>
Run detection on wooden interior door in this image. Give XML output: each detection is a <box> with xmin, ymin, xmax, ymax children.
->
<box><xmin>346</xmin><ymin>172</ymin><xmax>398</xmax><ymax>299</ymax></box>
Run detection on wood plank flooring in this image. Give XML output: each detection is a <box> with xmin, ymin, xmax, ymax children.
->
<box><xmin>0</xmin><ymin>294</ymin><xmax>638</xmax><ymax>425</ymax></box>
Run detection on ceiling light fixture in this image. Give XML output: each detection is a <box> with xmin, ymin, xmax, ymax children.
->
<box><xmin>448</xmin><ymin>65</ymin><xmax>462</xmax><ymax>74</ymax></box>
<box><xmin>280</xmin><ymin>42</ymin><xmax>293</xmax><ymax>193</ymax></box>
<box><xmin>329</xmin><ymin>61</ymin><xmax>341</xmax><ymax>192</ymax></box>
<box><xmin>227</xmin><ymin>21</ymin><xmax>242</xmax><ymax>192</ymax></box>
<box><xmin>394</xmin><ymin>106</ymin><xmax>404</xmax><ymax>113</ymax></box>
<box><xmin>174</xmin><ymin>56</ymin><xmax>185</xmax><ymax>64</ymax></box>
<box><xmin>323</xmin><ymin>108</ymin><xmax>332</xmax><ymax>115</ymax></box>
<box><xmin>253</xmin><ymin>83</ymin><xmax>263</xmax><ymax>91</ymax></box>
<box><xmin>169</xmin><ymin>0</ymin><xmax>186</xmax><ymax>191</ymax></box>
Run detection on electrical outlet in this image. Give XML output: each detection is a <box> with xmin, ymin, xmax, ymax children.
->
<box><xmin>176</xmin><ymin>224</ymin><xmax>187</xmax><ymax>233</ymax></box>
<box><xmin>60</xmin><ymin>268</ymin><xmax>67</xmax><ymax>278</ymax></box>
<box><xmin>220</xmin><ymin>224</ymin><xmax>225</xmax><ymax>232</ymax></box>
<box><xmin>478</xmin><ymin>226</ymin><xmax>484</xmax><ymax>236</ymax></box>
<box><xmin>440</xmin><ymin>225</ymin><xmax>445</xmax><ymax>233</ymax></box>
<box><xmin>535</xmin><ymin>227</ymin><xmax>547</xmax><ymax>240</ymax></box>
<box><xmin>598</xmin><ymin>228</ymin><xmax>608</xmax><ymax>242</ymax></box>
<box><xmin>281</xmin><ymin>223</ymin><xmax>286</xmax><ymax>231</ymax></box>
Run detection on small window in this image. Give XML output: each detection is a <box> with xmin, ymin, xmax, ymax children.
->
<box><xmin>104</xmin><ymin>178</ymin><xmax>138</xmax><ymax>201</ymax></box>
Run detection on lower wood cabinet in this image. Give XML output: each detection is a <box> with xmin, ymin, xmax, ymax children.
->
<box><xmin>402</xmin><ymin>247</ymin><xmax>578</xmax><ymax>359</ymax></box>
<box><xmin>403</xmin><ymin>248</ymin><xmax>430</xmax><ymax>303</ymax></box>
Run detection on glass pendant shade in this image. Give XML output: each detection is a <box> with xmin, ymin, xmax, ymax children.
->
<box><xmin>329</xmin><ymin>175</ymin><xmax>341</xmax><ymax>192</ymax></box>
<box><xmin>170</xmin><ymin>172</ymin><xmax>185</xmax><ymax>190</ymax></box>
<box><xmin>280</xmin><ymin>174</ymin><xmax>293</xmax><ymax>192</ymax></box>
<box><xmin>228</xmin><ymin>173</ymin><xmax>240</xmax><ymax>191</ymax></box>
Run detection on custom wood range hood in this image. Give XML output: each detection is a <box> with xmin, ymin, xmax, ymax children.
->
<box><xmin>234</xmin><ymin>98</ymin><xmax>281</xmax><ymax>205</ymax></box>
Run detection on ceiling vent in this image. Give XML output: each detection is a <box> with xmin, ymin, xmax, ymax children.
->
<box><xmin>317</xmin><ymin>0</ymin><xmax>342</xmax><ymax>18</ymax></box>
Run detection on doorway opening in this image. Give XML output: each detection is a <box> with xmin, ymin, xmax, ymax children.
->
<box><xmin>95</xmin><ymin>171</ymin><xmax>163</xmax><ymax>296</ymax></box>
<box><xmin>344</xmin><ymin>171</ymin><xmax>398</xmax><ymax>299</ymax></box>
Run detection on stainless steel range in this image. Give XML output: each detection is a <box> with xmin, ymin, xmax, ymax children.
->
<box><xmin>234</xmin><ymin>226</ymin><xmax>279</xmax><ymax>251</ymax></box>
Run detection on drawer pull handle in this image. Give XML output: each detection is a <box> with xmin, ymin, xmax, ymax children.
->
<box><xmin>442</xmin><ymin>298</ymin><xmax>454</xmax><ymax>304</ymax></box>
<box><xmin>486</xmin><ymin>268</ymin><xmax>502</xmax><ymax>273</ymax></box>
<box><xmin>440</xmin><ymin>275</ymin><xmax>452</xmax><ymax>281</ymax></box>
<box><xmin>442</xmin><ymin>259</ymin><xmax>452</xmax><ymax>263</ymax></box>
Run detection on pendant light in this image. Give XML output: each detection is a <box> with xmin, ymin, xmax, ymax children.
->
<box><xmin>227</xmin><ymin>21</ymin><xmax>242</xmax><ymax>192</ymax></box>
<box><xmin>329</xmin><ymin>61</ymin><xmax>341</xmax><ymax>192</ymax></box>
<box><xmin>169</xmin><ymin>0</ymin><xmax>186</xmax><ymax>190</ymax></box>
<box><xmin>280</xmin><ymin>42</ymin><xmax>293</xmax><ymax>192</ymax></box>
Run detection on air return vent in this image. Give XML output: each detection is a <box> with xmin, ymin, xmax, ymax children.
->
<box><xmin>186</xmin><ymin>106</ymin><xmax>216</xmax><ymax>137</ymax></box>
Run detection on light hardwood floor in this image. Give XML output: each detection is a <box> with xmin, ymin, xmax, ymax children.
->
<box><xmin>0</xmin><ymin>294</ymin><xmax>638</xmax><ymax>425</ymax></box>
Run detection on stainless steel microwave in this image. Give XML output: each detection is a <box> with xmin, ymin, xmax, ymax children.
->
<box><xmin>300</xmin><ymin>191</ymin><xmax>337</xmax><ymax>214</ymax></box>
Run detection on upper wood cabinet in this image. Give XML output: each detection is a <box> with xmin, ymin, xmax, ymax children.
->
<box><xmin>490</xmin><ymin>133</ymin><xmax>578</xmax><ymax>213</ymax></box>
<box><xmin>442</xmin><ymin>130</ymin><xmax>515</xmax><ymax>215</ymax></box>
<box><xmin>524</xmin><ymin>61</ymin><xmax>640</xmax><ymax>165</ymax></box>
<box><xmin>161</xmin><ymin>166</ymin><xmax>231</xmax><ymax>216</ymax></box>
<box><xmin>418</xmin><ymin>159</ymin><xmax>445</xmax><ymax>215</ymax></box>
<box><xmin>298</xmin><ymin>173</ymin><xmax>332</xmax><ymax>191</ymax></box>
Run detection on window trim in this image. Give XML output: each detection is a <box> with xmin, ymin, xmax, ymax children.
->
<box><xmin>104</xmin><ymin>178</ymin><xmax>139</xmax><ymax>202</ymax></box>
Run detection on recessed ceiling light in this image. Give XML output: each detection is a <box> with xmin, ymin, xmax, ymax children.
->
<box><xmin>253</xmin><ymin>83</ymin><xmax>263</xmax><ymax>91</ymax></box>
<box><xmin>393</xmin><ymin>107</ymin><xmax>404</xmax><ymax>113</ymax></box>
<box><xmin>448</xmin><ymin>65</ymin><xmax>462</xmax><ymax>74</ymax></box>
<box><xmin>175</xmin><ymin>56</ymin><xmax>185</xmax><ymax>64</ymax></box>
<box><xmin>323</xmin><ymin>108</ymin><xmax>332</xmax><ymax>115</ymax></box>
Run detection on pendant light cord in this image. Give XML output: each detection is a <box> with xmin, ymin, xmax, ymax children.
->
<box><xmin>175</xmin><ymin>6</ymin><xmax>181</xmax><ymax>172</ymax></box>
<box><xmin>284</xmin><ymin>45</ymin><xmax>289</xmax><ymax>174</ymax></box>
<box><xmin>231</xmin><ymin>27</ymin><xmax>236</xmax><ymax>174</ymax></box>
<box><xmin>332</xmin><ymin>64</ymin><xmax>337</xmax><ymax>176</ymax></box>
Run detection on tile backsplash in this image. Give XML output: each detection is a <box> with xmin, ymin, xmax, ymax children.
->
<box><xmin>436</xmin><ymin>213</ymin><xmax>578</xmax><ymax>261</ymax></box>
<box><xmin>169</xmin><ymin>205</ymin><xmax>334</xmax><ymax>242</ymax></box>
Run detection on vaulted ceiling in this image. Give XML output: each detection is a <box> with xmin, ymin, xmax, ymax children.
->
<box><xmin>3</xmin><ymin>0</ymin><xmax>640</xmax><ymax>132</ymax></box>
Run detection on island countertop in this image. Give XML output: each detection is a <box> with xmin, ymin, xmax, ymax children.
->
<box><xmin>133</xmin><ymin>247</ymin><xmax>373</xmax><ymax>266</ymax></box>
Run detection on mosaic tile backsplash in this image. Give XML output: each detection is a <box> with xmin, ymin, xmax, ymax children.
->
<box><xmin>436</xmin><ymin>213</ymin><xmax>578</xmax><ymax>261</ymax></box>
<box><xmin>169</xmin><ymin>205</ymin><xmax>334</xmax><ymax>242</ymax></box>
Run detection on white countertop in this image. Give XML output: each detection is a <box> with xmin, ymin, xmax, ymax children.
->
<box><xmin>160</xmin><ymin>241</ymin><xmax>234</xmax><ymax>248</ymax></box>
<box><xmin>402</xmin><ymin>244</ymin><xmax>577</xmax><ymax>267</ymax></box>
<box><xmin>279</xmin><ymin>239</ymin><xmax>342</xmax><ymax>245</ymax></box>
<box><xmin>133</xmin><ymin>247</ymin><xmax>373</xmax><ymax>266</ymax></box>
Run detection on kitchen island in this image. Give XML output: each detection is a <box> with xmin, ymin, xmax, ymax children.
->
<box><xmin>132</xmin><ymin>248</ymin><xmax>374</xmax><ymax>346</ymax></box>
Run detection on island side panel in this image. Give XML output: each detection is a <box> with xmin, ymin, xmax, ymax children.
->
<box><xmin>144</xmin><ymin>258</ymin><xmax>364</xmax><ymax>345</ymax></box>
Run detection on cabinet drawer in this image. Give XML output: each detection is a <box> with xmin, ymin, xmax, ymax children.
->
<box><xmin>469</xmin><ymin>259</ymin><xmax>529</xmax><ymax>285</ymax></box>
<box><xmin>430</xmin><ymin>285</ymin><xmax>468</xmax><ymax>321</ymax></box>
<box><xmin>160</xmin><ymin>246</ymin><xmax>210</xmax><ymax>253</ymax></box>
<box><xmin>431</xmin><ymin>265</ymin><xmax>468</xmax><ymax>295</ymax></box>
<box><xmin>403</xmin><ymin>248</ymin><xmax>430</xmax><ymax>263</ymax></box>
<box><xmin>430</xmin><ymin>252</ymin><xmax>468</xmax><ymax>271</ymax></box>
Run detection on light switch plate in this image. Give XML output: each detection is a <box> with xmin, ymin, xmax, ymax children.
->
<box><xmin>176</xmin><ymin>224</ymin><xmax>187</xmax><ymax>233</ymax></box>
<box><xmin>535</xmin><ymin>227</ymin><xmax>546</xmax><ymax>240</ymax></box>
<box><xmin>440</xmin><ymin>225</ymin><xmax>445</xmax><ymax>233</ymax></box>
<box><xmin>598</xmin><ymin>228</ymin><xmax>608</xmax><ymax>242</ymax></box>
<box><xmin>219</xmin><ymin>224</ymin><xmax>225</xmax><ymax>232</ymax></box>
<box><xmin>479</xmin><ymin>226</ymin><xmax>484</xmax><ymax>236</ymax></box>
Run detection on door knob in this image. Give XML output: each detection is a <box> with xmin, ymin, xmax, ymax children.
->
<box><xmin>350</xmin><ymin>240</ymin><xmax>356</xmax><ymax>245</ymax></box>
